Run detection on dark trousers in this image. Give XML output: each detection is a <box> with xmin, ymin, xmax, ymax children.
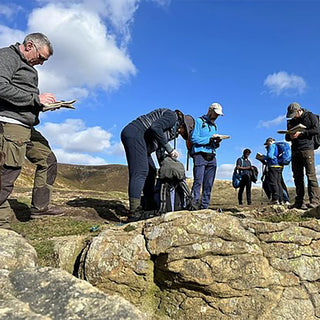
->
<box><xmin>291</xmin><ymin>149</ymin><xmax>320</xmax><ymax>205</ymax></box>
<box><xmin>269</xmin><ymin>167</ymin><xmax>283</xmax><ymax>202</ymax></box>
<box><xmin>191</xmin><ymin>153</ymin><xmax>217</xmax><ymax>209</ymax></box>
<box><xmin>121</xmin><ymin>123</ymin><xmax>156</xmax><ymax>206</ymax></box>
<box><xmin>238</xmin><ymin>174</ymin><xmax>252</xmax><ymax>205</ymax></box>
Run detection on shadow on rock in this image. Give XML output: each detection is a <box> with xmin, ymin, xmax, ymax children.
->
<box><xmin>302</xmin><ymin>205</ymin><xmax>320</xmax><ymax>219</ymax></box>
<box><xmin>66</xmin><ymin>198</ymin><xmax>128</xmax><ymax>222</ymax></box>
<box><xmin>9</xmin><ymin>199</ymin><xmax>30</xmax><ymax>222</ymax></box>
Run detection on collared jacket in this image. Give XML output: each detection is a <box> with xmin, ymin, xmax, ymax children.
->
<box><xmin>0</xmin><ymin>43</ymin><xmax>42</xmax><ymax>126</ymax></box>
<box><xmin>132</xmin><ymin>108</ymin><xmax>181</xmax><ymax>155</ymax></box>
<box><xmin>285</xmin><ymin>108</ymin><xmax>319</xmax><ymax>151</ymax></box>
<box><xmin>263</xmin><ymin>143</ymin><xmax>280</xmax><ymax>167</ymax></box>
<box><xmin>190</xmin><ymin>115</ymin><xmax>218</xmax><ymax>155</ymax></box>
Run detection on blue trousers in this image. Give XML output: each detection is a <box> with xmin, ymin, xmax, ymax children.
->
<box><xmin>191</xmin><ymin>153</ymin><xmax>217</xmax><ymax>209</ymax></box>
<box><xmin>121</xmin><ymin>123</ymin><xmax>156</xmax><ymax>202</ymax></box>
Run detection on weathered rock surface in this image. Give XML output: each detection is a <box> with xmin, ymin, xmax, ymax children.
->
<box><xmin>0</xmin><ymin>229</ymin><xmax>147</xmax><ymax>320</ymax></box>
<box><xmin>0</xmin><ymin>229</ymin><xmax>37</xmax><ymax>271</ymax></box>
<box><xmin>82</xmin><ymin>210</ymin><xmax>320</xmax><ymax>319</ymax></box>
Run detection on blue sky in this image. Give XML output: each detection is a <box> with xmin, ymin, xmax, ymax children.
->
<box><xmin>0</xmin><ymin>0</ymin><xmax>319</xmax><ymax>186</ymax></box>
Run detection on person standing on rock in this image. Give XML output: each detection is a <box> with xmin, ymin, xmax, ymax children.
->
<box><xmin>0</xmin><ymin>32</ymin><xmax>65</xmax><ymax>228</ymax></box>
<box><xmin>236</xmin><ymin>148</ymin><xmax>253</xmax><ymax>205</ymax></box>
<box><xmin>121</xmin><ymin>108</ymin><xmax>193</xmax><ymax>221</ymax></box>
<box><xmin>256</xmin><ymin>137</ymin><xmax>283</xmax><ymax>205</ymax></box>
<box><xmin>189</xmin><ymin>103</ymin><xmax>223</xmax><ymax>209</ymax></box>
<box><xmin>285</xmin><ymin>102</ymin><xmax>320</xmax><ymax>210</ymax></box>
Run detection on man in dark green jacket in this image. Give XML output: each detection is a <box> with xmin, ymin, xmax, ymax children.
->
<box><xmin>0</xmin><ymin>32</ymin><xmax>64</xmax><ymax>228</ymax></box>
<box><xmin>285</xmin><ymin>102</ymin><xmax>320</xmax><ymax>209</ymax></box>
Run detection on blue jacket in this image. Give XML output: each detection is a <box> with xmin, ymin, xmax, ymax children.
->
<box><xmin>263</xmin><ymin>143</ymin><xmax>280</xmax><ymax>167</ymax></box>
<box><xmin>190</xmin><ymin>115</ymin><xmax>218</xmax><ymax>154</ymax></box>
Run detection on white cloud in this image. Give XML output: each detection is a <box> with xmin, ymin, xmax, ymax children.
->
<box><xmin>258</xmin><ymin>114</ymin><xmax>286</xmax><ymax>128</ymax></box>
<box><xmin>38</xmin><ymin>119</ymin><xmax>112</xmax><ymax>153</ymax></box>
<box><xmin>0</xmin><ymin>25</ymin><xmax>25</xmax><ymax>47</ymax></box>
<box><xmin>0</xmin><ymin>1</ymin><xmax>138</xmax><ymax>99</ymax></box>
<box><xmin>106</xmin><ymin>141</ymin><xmax>125</xmax><ymax>157</ymax></box>
<box><xmin>264</xmin><ymin>71</ymin><xmax>306</xmax><ymax>95</ymax></box>
<box><xmin>0</xmin><ymin>4</ymin><xmax>21</xmax><ymax>19</ymax></box>
<box><xmin>54</xmin><ymin>148</ymin><xmax>107</xmax><ymax>165</ymax></box>
<box><xmin>216</xmin><ymin>164</ymin><xmax>234</xmax><ymax>180</ymax></box>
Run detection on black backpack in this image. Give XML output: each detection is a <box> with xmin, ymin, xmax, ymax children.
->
<box><xmin>157</xmin><ymin>178</ymin><xmax>192</xmax><ymax>213</ymax></box>
<box><xmin>155</xmin><ymin>157</ymin><xmax>192</xmax><ymax>214</ymax></box>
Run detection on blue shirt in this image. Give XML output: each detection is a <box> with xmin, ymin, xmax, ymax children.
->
<box><xmin>190</xmin><ymin>115</ymin><xmax>218</xmax><ymax>154</ymax></box>
<box><xmin>263</xmin><ymin>143</ymin><xmax>280</xmax><ymax>166</ymax></box>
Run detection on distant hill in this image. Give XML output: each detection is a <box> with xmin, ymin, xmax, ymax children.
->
<box><xmin>15</xmin><ymin>161</ymin><xmax>129</xmax><ymax>193</ymax></box>
<box><xmin>14</xmin><ymin>161</ymin><xmax>295</xmax><ymax>205</ymax></box>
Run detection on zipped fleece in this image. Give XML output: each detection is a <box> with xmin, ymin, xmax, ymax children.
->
<box><xmin>0</xmin><ymin>43</ymin><xmax>42</xmax><ymax>126</ymax></box>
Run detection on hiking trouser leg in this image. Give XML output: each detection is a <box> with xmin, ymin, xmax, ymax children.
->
<box><xmin>268</xmin><ymin>167</ymin><xmax>282</xmax><ymax>202</ymax></box>
<box><xmin>0</xmin><ymin>123</ymin><xmax>30</xmax><ymax>225</ymax></box>
<box><xmin>191</xmin><ymin>154</ymin><xmax>205</xmax><ymax>204</ymax></box>
<box><xmin>121</xmin><ymin>124</ymin><xmax>149</xmax><ymax>204</ymax></box>
<box><xmin>26</xmin><ymin>129</ymin><xmax>57</xmax><ymax>211</ymax></box>
<box><xmin>302</xmin><ymin>149</ymin><xmax>320</xmax><ymax>204</ymax></box>
<box><xmin>281</xmin><ymin>176</ymin><xmax>290</xmax><ymax>202</ymax></box>
<box><xmin>241</xmin><ymin>174</ymin><xmax>252</xmax><ymax>204</ymax></box>
<box><xmin>238</xmin><ymin>177</ymin><xmax>246</xmax><ymax>204</ymax></box>
<box><xmin>0</xmin><ymin>166</ymin><xmax>21</xmax><ymax>225</ymax></box>
<box><xmin>291</xmin><ymin>151</ymin><xmax>305</xmax><ymax>205</ymax></box>
<box><xmin>201</xmin><ymin>157</ymin><xmax>217</xmax><ymax>209</ymax></box>
<box><xmin>142</xmin><ymin>156</ymin><xmax>157</xmax><ymax>210</ymax></box>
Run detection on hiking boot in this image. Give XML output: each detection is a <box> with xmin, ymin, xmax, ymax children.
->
<box><xmin>127</xmin><ymin>206</ymin><xmax>145</xmax><ymax>222</ymax></box>
<box><xmin>307</xmin><ymin>203</ymin><xmax>319</xmax><ymax>209</ymax></box>
<box><xmin>288</xmin><ymin>203</ymin><xmax>308</xmax><ymax>210</ymax></box>
<box><xmin>30</xmin><ymin>206</ymin><xmax>66</xmax><ymax>219</ymax></box>
<box><xmin>269</xmin><ymin>200</ymin><xmax>279</xmax><ymax>205</ymax></box>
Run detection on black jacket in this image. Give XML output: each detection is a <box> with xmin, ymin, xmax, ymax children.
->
<box><xmin>285</xmin><ymin>109</ymin><xmax>319</xmax><ymax>151</ymax></box>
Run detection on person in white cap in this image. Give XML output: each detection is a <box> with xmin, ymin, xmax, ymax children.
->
<box><xmin>189</xmin><ymin>102</ymin><xmax>223</xmax><ymax>209</ymax></box>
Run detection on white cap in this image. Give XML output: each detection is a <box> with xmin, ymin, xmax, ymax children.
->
<box><xmin>209</xmin><ymin>102</ymin><xmax>223</xmax><ymax>115</ymax></box>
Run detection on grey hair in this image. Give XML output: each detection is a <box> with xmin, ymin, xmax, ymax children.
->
<box><xmin>23</xmin><ymin>32</ymin><xmax>53</xmax><ymax>55</ymax></box>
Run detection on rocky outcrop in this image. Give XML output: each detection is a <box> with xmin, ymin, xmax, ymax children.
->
<box><xmin>0</xmin><ymin>229</ymin><xmax>147</xmax><ymax>320</ymax></box>
<box><xmin>0</xmin><ymin>229</ymin><xmax>37</xmax><ymax>270</ymax></box>
<box><xmin>81</xmin><ymin>210</ymin><xmax>320</xmax><ymax>319</ymax></box>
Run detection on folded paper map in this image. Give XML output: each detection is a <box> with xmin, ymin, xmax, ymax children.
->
<box><xmin>42</xmin><ymin>100</ymin><xmax>76</xmax><ymax>112</ymax></box>
<box><xmin>212</xmin><ymin>134</ymin><xmax>231</xmax><ymax>140</ymax></box>
<box><xmin>277</xmin><ymin>123</ymin><xmax>306</xmax><ymax>134</ymax></box>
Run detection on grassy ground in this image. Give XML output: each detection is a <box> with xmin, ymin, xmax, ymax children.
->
<box><xmin>8</xmin><ymin>179</ymin><xmax>309</xmax><ymax>268</ymax></box>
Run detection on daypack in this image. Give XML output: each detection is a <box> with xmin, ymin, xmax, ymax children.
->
<box><xmin>156</xmin><ymin>178</ymin><xmax>192</xmax><ymax>213</ymax></box>
<box><xmin>275</xmin><ymin>141</ymin><xmax>291</xmax><ymax>165</ymax></box>
<box><xmin>232</xmin><ymin>169</ymin><xmax>242</xmax><ymax>189</ymax></box>
<box><xmin>156</xmin><ymin>156</ymin><xmax>192</xmax><ymax>213</ymax></box>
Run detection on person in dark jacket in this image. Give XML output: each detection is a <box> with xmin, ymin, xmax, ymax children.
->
<box><xmin>0</xmin><ymin>33</ymin><xmax>63</xmax><ymax>228</ymax></box>
<box><xmin>257</xmin><ymin>137</ymin><xmax>283</xmax><ymax>205</ymax></box>
<box><xmin>121</xmin><ymin>108</ymin><xmax>192</xmax><ymax>220</ymax></box>
<box><xmin>285</xmin><ymin>102</ymin><xmax>320</xmax><ymax>209</ymax></box>
<box><xmin>236</xmin><ymin>148</ymin><xmax>253</xmax><ymax>205</ymax></box>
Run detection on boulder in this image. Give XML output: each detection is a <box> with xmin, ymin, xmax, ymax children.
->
<box><xmin>0</xmin><ymin>267</ymin><xmax>147</xmax><ymax>320</ymax></box>
<box><xmin>0</xmin><ymin>229</ymin><xmax>37</xmax><ymax>270</ymax></box>
<box><xmin>82</xmin><ymin>210</ymin><xmax>320</xmax><ymax>319</ymax></box>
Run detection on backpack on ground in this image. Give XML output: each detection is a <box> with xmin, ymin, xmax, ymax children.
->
<box><xmin>156</xmin><ymin>156</ymin><xmax>193</xmax><ymax>214</ymax></box>
<box><xmin>275</xmin><ymin>141</ymin><xmax>291</xmax><ymax>165</ymax></box>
